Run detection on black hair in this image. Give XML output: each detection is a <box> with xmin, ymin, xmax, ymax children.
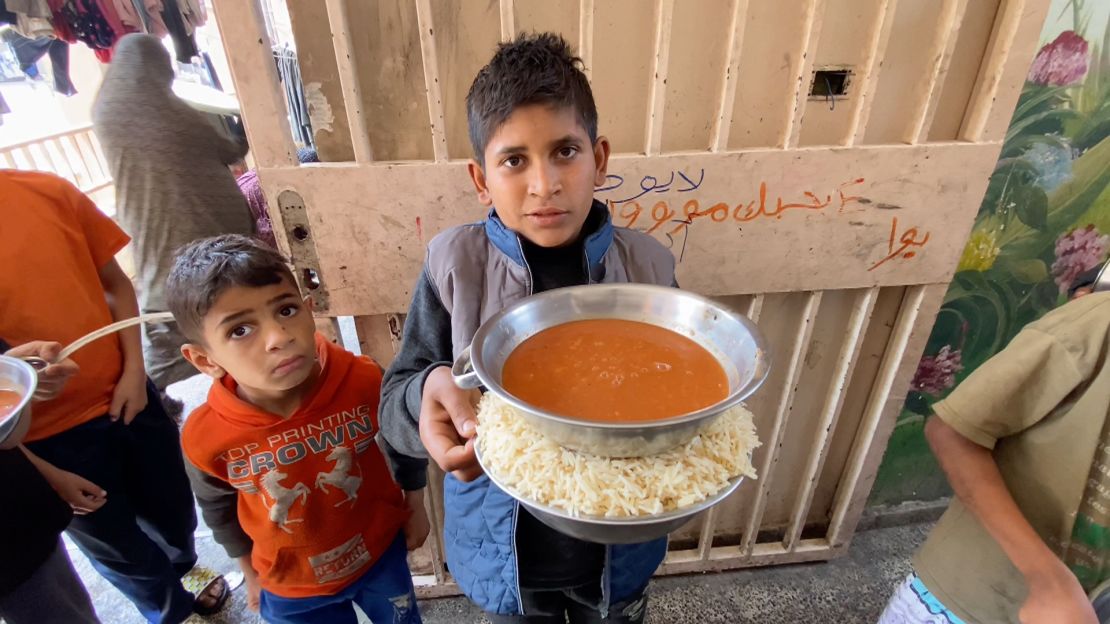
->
<box><xmin>466</xmin><ymin>32</ymin><xmax>597</xmax><ymax>166</ymax></box>
<box><xmin>166</xmin><ymin>234</ymin><xmax>298</xmax><ymax>342</ymax></box>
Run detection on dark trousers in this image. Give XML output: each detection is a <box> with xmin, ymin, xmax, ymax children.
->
<box><xmin>27</xmin><ymin>380</ymin><xmax>198</xmax><ymax>624</ymax></box>
<box><xmin>487</xmin><ymin>583</ymin><xmax>648</xmax><ymax>624</ymax></box>
<box><xmin>0</xmin><ymin>538</ymin><xmax>99</xmax><ymax>624</ymax></box>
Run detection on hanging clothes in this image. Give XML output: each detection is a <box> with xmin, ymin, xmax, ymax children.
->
<box><xmin>176</xmin><ymin>0</ymin><xmax>201</xmax><ymax>32</ymax></box>
<box><xmin>48</xmin><ymin>0</ymin><xmax>132</xmax><ymax>62</ymax></box>
<box><xmin>3</xmin><ymin>0</ymin><xmax>54</xmax><ymax>38</ymax></box>
<box><xmin>110</xmin><ymin>0</ymin><xmax>141</xmax><ymax>32</ymax></box>
<box><xmin>159</xmin><ymin>0</ymin><xmax>194</xmax><ymax>62</ymax></box>
<box><xmin>273</xmin><ymin>45</ymin><xmax>313</xmax><ymax>147</ymax></box>
<box><xmin>130</xmin><ymin>0</ymin><xmax>167</xmax><ymax>36</ymax></box>
<box><xmin>1</xmin><ymin>29</ymin><xmax>77</xmax><ymax>95</ymax></box>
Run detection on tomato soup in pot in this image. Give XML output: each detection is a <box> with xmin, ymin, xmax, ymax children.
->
<box><xmin>501</xmin><ymin>319</ymin><xmax>728</xmax><ymax>422</ymax></box>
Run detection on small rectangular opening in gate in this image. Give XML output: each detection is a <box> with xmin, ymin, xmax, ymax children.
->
<box><xmin>809</xmin><ymin>68</ymin><xmax>852</xmax><ymax>99</ymax></box>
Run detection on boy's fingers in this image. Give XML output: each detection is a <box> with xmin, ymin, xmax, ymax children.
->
<box><xmin>444</xmin><ymin>394</ymin><xmax>478</xmax><ymax>438</ymax></box>
<box><xmin>108</xmin><ymin>395</ymin><xmax>123</xmax><ymax>421</ymax></box>
<box><xmin>446</xmin><ymin>439</ymin><xmax>483</xmax><ymax>482</ymax></box>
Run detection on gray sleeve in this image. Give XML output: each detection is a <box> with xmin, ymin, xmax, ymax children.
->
<box><xmin>378</xmin><ymin>269</ymin><xmax>454</xmax><ymax>460</ymax></box>
<box><xmin>381</xmin><ymin>436</ymin><xmax>428</xmax><ymax>491</ymax></box>
<box><xmin>184</xmin><ymin>461</ymin><xmax>253</xmax><ymax>559</ymax></box>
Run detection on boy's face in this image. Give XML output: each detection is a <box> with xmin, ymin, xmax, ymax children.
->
<box><xmin>468</xmin><ymin>104</ymin><xmax>610</xmax><ymax>248</ymax></box>
<box><xmin>181</xmin><ymin>279</ymin><xmax>318</xmax><ymax>399</ymax></box>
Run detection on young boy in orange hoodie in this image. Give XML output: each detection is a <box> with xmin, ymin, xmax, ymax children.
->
<box><xmin>167</xmin><ymin>235</ymin><xmax>429</xmax><ymax>624</ymax></box>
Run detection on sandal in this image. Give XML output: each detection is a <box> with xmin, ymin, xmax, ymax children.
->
<box><xmin>182</xmin><ymin>565</ymin><xmax>230</xmax><ymax>616</ymax></box>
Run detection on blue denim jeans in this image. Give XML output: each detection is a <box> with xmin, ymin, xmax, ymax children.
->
<box><xmin>260</xmin><ymin>533</ymin><xmax>422</xmax><ymax>624</ymax></box>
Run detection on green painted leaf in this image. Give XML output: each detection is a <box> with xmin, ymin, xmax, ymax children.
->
<box><xmin>1014</xmin><ymin>185</ymin><xmax>1049</xmax><ymax>230</ymax></box>
<box><xmin>1004</xmin><ymin>258</ymin><xmax>1050</xmax><ymax>284</ymax></box>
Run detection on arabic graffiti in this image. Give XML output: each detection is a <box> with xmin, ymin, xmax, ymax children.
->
<box><xmin>868</xmin><ymin>217</ymin><xmax>931</xmax><ymax>272</ymax></box>
<box><xmin>596</xmin><ymin>169</ymin><xmax>706</xmax><ymax>203</ymax></box>
<box><xmin>595</xmin><ymin>169</ymin><xmax>928</xmax><ymax>270</ymax></box>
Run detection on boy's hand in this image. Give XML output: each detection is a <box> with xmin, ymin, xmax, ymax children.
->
<box><xmin>1020</xmin><ymin>561</ymin><xmax>1097</xmax><ymax>623</ymax></box>
<box><xmin>403</xmin><ymin>490</ymin><xmax>431</xmax><ymax>550</ymax></box>
<box><xmin>238</xmin><ymin>556</ymin><xmax>261</xmax><ymax>612</ymax></box>
<box><xmin>45</xmin><ymin>467</ymin><xmax>108</xmax><ymax>514</ymax></box>
<box><xmin>110</xmin><ymin>365</ymin><xmax>148</xmax><ymax>425</ymax></box>
<box><xmin>4</xmin><ymin>342</ymin><xmax>78</xmax><ymax>402</ymax></box>
<box><xmin>419</xmin><ymin>366</ymin><xmax>483</xmax><ymax>482</ymax></box>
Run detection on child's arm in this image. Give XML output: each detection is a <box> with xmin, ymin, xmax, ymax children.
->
<box><xmin>380</xmin><ymin>270</ymin><xmax>482</xmax><ymax>480</ymax></box>
<box><xmin>184</xmin><ymin>448</ymin><xmax>258</xmax><ymax>608</ymax></box>
<box><xmin>379</xmin><ymin>270</ymin><xmax>451</xmax><ymax>458</ymax></box>
<box><xmin>97</xmin><ymin>257</ymin><xmax>147</xmax><ymax>424</ymax></box>
<box><xmin>402</xmin><ymin>489</ymin><xmax>430</xmax><ymax>551</ymax></box>
<box><xmin>237</xmin><ymin>555</ymin><xmax>261</xmax><ymax>612</ymax></box>
<box><xmin>926</xmin><ymin>418</ymin><xmax>1096</xmax><ymax>623</ymax></box>
<box><xmin>378</xmin><ymin>437</ymin><xmax>431</xmax><ymax>550</ymax></box>
<box><xmin>183</xmin><ymin>461</ymin><xmax>253</xmax><ymax>561</ymax></box>
<box><xmin>925</xmin><ymin>315</ymin><xmax>1100</xmax><ymax>623</ymax></box>
<box><xmin>20</xmin><ymin>446</ymin><xmax>107</xmax><ymax>514</ymax></box>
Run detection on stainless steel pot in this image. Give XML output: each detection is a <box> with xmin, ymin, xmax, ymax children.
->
<box><xmin>453</xmin><ymin>284</ymin><xmax>770</xmax><ymax>457</ymax></box>
<box><xmin>475</xmin><ymin>438</ymin><xmax>745</xmax><ymax>544</ymax></box>
<box><xmin>1096</xmin><ymin>261</ymin><xmax>1110</xmax><ymax>294</ymax></box>
<box><xmin>0</xmin><ymin>356</ymin><xmax>39</xmax><ymax>448</ymax></box>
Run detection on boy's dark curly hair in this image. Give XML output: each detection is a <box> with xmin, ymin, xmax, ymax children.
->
<box><xmin>466</xmin><ymin>32</ymin><xmax>597</xmax><ymax>166</ymax></box>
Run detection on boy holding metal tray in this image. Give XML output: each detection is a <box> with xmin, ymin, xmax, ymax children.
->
<box><xmin>379</xmin><ymin>32</ymin><xmax>677</xmax><ymax>624</ymax></box>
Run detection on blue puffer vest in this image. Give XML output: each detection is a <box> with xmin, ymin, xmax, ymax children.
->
<box><xmin>423</xmin><ymin>202</ymin><xmax>676</xmax><ymax>615</ymax></box>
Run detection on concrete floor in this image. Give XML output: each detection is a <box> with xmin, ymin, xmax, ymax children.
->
<box><xmin>70</xmin><ymin>520</ymin><xmax>928</xmax><ymax>623</ymax></box>
<box><xmin>65</xmin><ymin>374</ymin><xmax>928</xmax><ymax>623</ymax></box>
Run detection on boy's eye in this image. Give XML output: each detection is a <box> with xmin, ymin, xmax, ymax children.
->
<box><xmin>556</xmin><ymin>146</ymin><xmax>579</xmax><ymax>159</ymax></box>
<box><xmin>503</xmin><ymin>155</ymin><xmax>524</xmax><ymax>169</ymax></box>
<box><xmin>229</xmin><ymin>325</ymin><xmax>253</xmax><ymax>339</ymax></box>
<box><xmin>279</xmin><ymin>304</ymin><xmax>299</xmax><ymax>318</ymax></box>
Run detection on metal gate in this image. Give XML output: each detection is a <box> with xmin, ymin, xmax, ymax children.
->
<box><xmin>210</xmin><ymin>0</ymin><xmax>1050</xmax><ymax>596</ymax></box>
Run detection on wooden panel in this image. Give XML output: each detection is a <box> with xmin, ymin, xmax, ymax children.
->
<box><xmin>661</xmin><ymin>0</ymin><xmax>733</xmax><ymax>153</ymax></box>
<box><xmin>591</xmin><ymin>0</ymin><xmax>656</xmax><ymax>154</ymax></box>
<box><xmin>862</xmin><ymin>0</ymin><xmax>947</xmax><ymax>144</ymax></box>
<box><xmin>515</xmin><ymin>0</ymin><xmax>579</xmax><ymax>45</ymax></box>
<box><xmin>927</xmin><ymin>0</ymin><xmax>1003</xmax><ymax>141</ymax></box>
<box><xmin>771</xmin><ymin>289</ymin><xmax>864</xmax><ymax>537</ymax></box>
<box><xmin>326</xmin><ymin>0</ymin><xmax>374</xmax><ymax>162</ymax></box>
<box><xmin>828</xmin><ymin>284</ymin><xmax>947</xmax><ymax>546</ymax></box>
<box><xmin>257</xmin><ymin>142</ymin><xmax>1000</xmax><ymax>315</ymax></box>
<box><xmin>428</xmin><ymin>0</ymin><xmax>501</xmax><ymax>160</ymax></box>
<box><xmin>977</xmin><ymin>0</ymin><xmax>1052</xmax><ymax>141</ymax></box>
<box><xmin>287</xmin><ymin>1</ymin><xmax>355</xmax><ymax>161</ymax></box>
<box><xmin>211</xmin><ymin>0</ymin><xmax>297</xmax><ymax>167</ymax></box>
<box><xmin>797</xmin><ymin>0</ymin><xmax>889</xmax><ymax>146</ymax></box>
<box><xmin>958</xmin><ymin>0</ymin><xmax>1039</xmax><ymax>142</ymax></box>
<box><xmin>726</xmin><ymin>0</ymin><xmax>810</xmax><ymax>149</ymax></box>
<box><xmin>352</xmin><ymin>0</ymin><xmax>434</xmax><ymax>161</ymax></box>
<box><xmin>810</xmin><ymin>285</ymin><xmax>905</xmax><ymax>523</ymax></box>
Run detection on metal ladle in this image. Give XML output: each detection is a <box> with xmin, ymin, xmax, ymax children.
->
<box><xmin>20</xmin><ymin>312</ymin><xmax>176</xmax><ymax>371</ymax></box>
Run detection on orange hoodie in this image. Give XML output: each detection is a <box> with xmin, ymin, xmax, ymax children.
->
<box><xmin>182</xmin><ymin>336</ymin><xmax>409</xmax><ymax>598</ymax></box>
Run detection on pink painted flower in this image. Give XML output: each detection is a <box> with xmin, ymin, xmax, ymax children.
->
<box><xmin>1052</xmin><ymin>226</ymin><xmax>1109</xmax><ymax>294</ymax></box>
<box><xmin>1028</xmin><ymin>31</ymin><xmax>1089</xmax><ymax>86</ymax></box>
<box><xmin>911</xmin><ymin>346</ymin><xmax>963</xmax><ymax>396</ymax></box>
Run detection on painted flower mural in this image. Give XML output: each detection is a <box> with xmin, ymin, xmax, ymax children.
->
<box><xmin>873</xmin><ymin>0</ymin><xmax>1110</xmax><ymax>505</ymax></box>
<box><xmin>1028</xmin><ymin>30</ymin><xmax>1090</xmax><ymax>86</ymax></box>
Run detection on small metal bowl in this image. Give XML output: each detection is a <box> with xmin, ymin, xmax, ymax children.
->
<box><xmin>453</xmin><ymin>284</ymin><xmax>770</xmax><ymax>457</ymax></box>
<box><xmin>0</xmin><ymin>356</ymin><xmax>38</xmax><ymax>448</ymax></box>
<box><xmin>475</xmin><ymin>439</ymin><xmax>744</xmax><ymax>544</ymax></box>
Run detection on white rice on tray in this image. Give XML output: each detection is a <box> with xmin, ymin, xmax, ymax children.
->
<box><xmin>476</xmin><ymin>394</ymin><xmax>761</xmax><ymax>518</ymax></box>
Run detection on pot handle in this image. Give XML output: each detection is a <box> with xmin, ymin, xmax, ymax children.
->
<box><xmin>452</xmin><ymin>345</ymin><xmax>482</xmax><ymax>389</ymax></box>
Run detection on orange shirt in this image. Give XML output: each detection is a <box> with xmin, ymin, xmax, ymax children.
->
<box><xmin>0</xmin><ymin>171</ymin><xmax>130</xmax><ymax>441</ymax></box>
<box><xmin>182</xmin><ymin>336</ymin><xmax>409</xmax><ymax>598</ymax></box>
